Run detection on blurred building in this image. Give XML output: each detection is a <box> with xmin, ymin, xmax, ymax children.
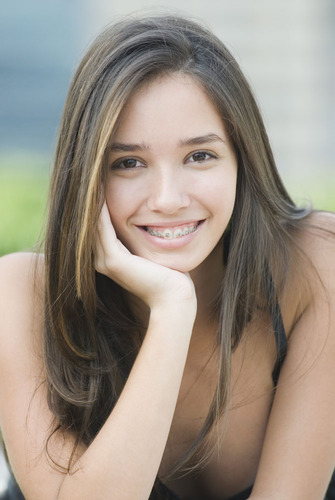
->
<box><xmin>82</xmin><ymin>0</ymin><xmax>335</xmax><ymax>189</ymax></box>
<box><xmin>0</xmin><ymin>0</ymin><xmax>82</xmax><ymax>155</ymax></box>
<box><xmin>0</xmin><ymin>0</ymin><xmax>334</xmax><ymax>191</ymax></box>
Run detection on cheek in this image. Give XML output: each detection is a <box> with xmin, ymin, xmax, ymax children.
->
<box><xmin>105</xmin><ymin>178</ymin><xmax>144</xmax><ymax>231</ymax></box>
<box><xmin>105</xmin><ymin>181</ymin><xmax>128</xmax><ymax>228</ymax></box>
<box><xmin>200</xmin><ymin>170</ymin><xmax>237</xmax><ymax>216</ymax></box>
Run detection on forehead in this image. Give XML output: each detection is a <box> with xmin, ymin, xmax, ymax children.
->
<box><xmin>112</xmin><ymin>73</ymin><xmax>226</xmax><ymax>144</ymax></box>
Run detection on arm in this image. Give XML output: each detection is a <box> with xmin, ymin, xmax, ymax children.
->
<box><xmin>250</xmin><ymin>215</ymin><xmax>335</xmax><ymax>500</ymax></box>
<box><xmin>60</xmin><ymin>300</ymin><xmax>195</xmax><ymax>499</ymax></box>
<box><xmin>0</xmin><ymin>206</ymin><xmax>197</xmax><ymax>499</ymax></box>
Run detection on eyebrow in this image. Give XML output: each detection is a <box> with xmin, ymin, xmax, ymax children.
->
<box><xmin>110</xmin><ymin>142</ymin><xmax>149</xmax><ymax>152</ymax></box>
<box><xmin>179</xmin><ymin>134</ymin><xmax>227</xmax><ymax>147</ymax></box>
<box><xmin>110</xmin><ymin>133</ymin><xmax>227</xmax><ymax>152</ymax></box>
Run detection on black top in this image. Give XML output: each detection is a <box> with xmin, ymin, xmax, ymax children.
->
<box><xmin>153</xmin><ymin>480</ymin><xmax>253</xmax><ymax>500</ymax></box>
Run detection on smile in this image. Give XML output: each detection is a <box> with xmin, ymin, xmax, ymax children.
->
<box><xmin>143</xmin><ymin>222</ymin><xmax>201</xmax><ymax>240</ymax></box>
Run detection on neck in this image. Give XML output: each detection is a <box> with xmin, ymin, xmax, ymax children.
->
<box><xmin>190</xmin><ymin>240</ymin><xmax>224</xmax><ymax>326</ymax></box>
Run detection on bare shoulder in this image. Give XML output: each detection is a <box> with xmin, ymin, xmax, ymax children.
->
<box><xmin>284</xmin><ymin>211</ymin><xmax>335</xmax><ymax>336</ymax></box>
<box><xmin>0</xmin><ymin>254</ymin><xmax>78</xmax><ymax>496</ymax></box>
<box><xmin>0</xmin><ymin>252</ymin><xmax>44</xmax><ymax>366</ymax></box>
<box><xmin>280</xmin><ymin>211</ymin><xmax>335</xmax><ymax>335</ymax></box>
<box><xmin>302</xmin><ymin>210</ymin><xmax>335</xmax><ymax>243</ymax></box>
<box><xmin>299</xmin><ymin>211</ymin><xmax>335</xmax><ymax>282</ymax></box>
<box><xmin>0</xmin><ymin>251</ymin><xmax>44</xmax><ymax>291</ymax></box>
<box><xmin>0</xmin><ymin>251</ymin><xmax>44</xmax><ymax>286</ymax></box>
<box><xmin>253</xmin><ymin>213</ymin><xmax>335</xmax><ymax>498</ymax></box>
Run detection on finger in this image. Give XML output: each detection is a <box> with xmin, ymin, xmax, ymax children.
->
<box><xmin>98</xmin><ymin>202</ymin><xmax>115</xmax><ymax>236</ymax></box>
<box><xmin>97</xmin><ymin>202</ymin><xmax>117</xmax><ymax>252</ymax></box>
<box><xmin>95</xmin><ymin>202</ymin><xmax>111</xmax><ymax>272</ymax></box>
<box><xmin>95</xmin><ymin>201</ymin><xmax>131</xmax><ymax>275</ymax></box>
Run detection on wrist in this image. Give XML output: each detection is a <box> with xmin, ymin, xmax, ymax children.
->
<box><xmin>150</xmin><ymin>298</ymin><xmax>197</xmax><ymax>329</ymax></box>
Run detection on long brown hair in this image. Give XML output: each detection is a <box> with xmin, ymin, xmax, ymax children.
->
<box><xmin>44</xmin><ymin>14</ymin><xmax>310</xmax><ymax>480</ymax></box>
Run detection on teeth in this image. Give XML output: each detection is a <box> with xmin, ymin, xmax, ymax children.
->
<box><xmin>163</xmin><ymin>229</ymin><xmax>173</xmax><ymax>239</ymax></box>
<box><xmin>173</xmin><ymin>228</ymin><xmax>183</xmax><ymax>238</ymax></box>
<box><xmin>146</xmin><ymin>223</ymin><xmax>199</xmax><ymax>239</ymax></box>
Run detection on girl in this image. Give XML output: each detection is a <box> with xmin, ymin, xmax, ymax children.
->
<box><xmin>0</xmin><ymin>14</ymin><xmax>335</xmax><ymax>500</ymax></box>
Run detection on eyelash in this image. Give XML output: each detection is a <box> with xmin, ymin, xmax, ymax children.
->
<box><xmin>111</xmin><ymin>150</ymin><xmax>217</xmax><ymax>170</ymax></box>
<box><xmin>187</xmin><ymin>151</ymin><xmax>217</xmax><ymax>163</ymax></box>
<box><xmin>111</xmin><ymin>158</ymin><xmax>144</xmax><ymax>170</ymax></box>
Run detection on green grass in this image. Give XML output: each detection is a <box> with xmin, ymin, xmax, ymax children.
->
<box><xmin>0</xmin><ymin>162</ymin><xmax>49</xmax><ymax>257</ymax></box>
<box><xmin>286</xmin><ymin>174</ymin><xmax>335</xmax><ymax>213</ymax></box>
<box><xmin>0</xmin><ymin>156</ymin><xmax>334</xmax><ymax>258</ymax></box>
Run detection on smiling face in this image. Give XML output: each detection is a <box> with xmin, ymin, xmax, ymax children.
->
<box><xmin>105</xmin><ymin>73</ymin><xmax>238</xmax><ymax>275</ymax></box>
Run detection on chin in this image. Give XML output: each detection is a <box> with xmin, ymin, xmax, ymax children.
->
<box><xmin>145</xmin><ymin>254</ymin><xmax>203</xmax><ymax>274</ymax></box>
<box><xmin>153</xmin><ymin>259</ymin><xmax>194</xmax><ymax>274</ymax></box>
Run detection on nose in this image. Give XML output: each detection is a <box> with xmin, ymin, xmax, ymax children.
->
<box><xmin>146</xmin><ymin>166</ymin><xmax>190</xmax><ymax>214</ymax></box>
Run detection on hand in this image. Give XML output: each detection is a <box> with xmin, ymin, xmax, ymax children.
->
<box><xmin>95</xmin><ymin>203</ymin><xmax>197</xmax><ymax>312</ymax></box>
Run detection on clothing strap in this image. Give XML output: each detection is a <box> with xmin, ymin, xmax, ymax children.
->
<box><xmin>153</xmin><ymin>480</ymin><xmax>252</xmax><ymax>500</ymax></box>
<box><xmin>265</xmin><ymin>272</ymin><xmax>287</xmax><ymax>386</ymax></box>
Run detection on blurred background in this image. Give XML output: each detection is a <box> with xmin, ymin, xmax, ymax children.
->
<box><xmin>0</xmin><ymin>0</ymin><xmax>334</xmax><ymax>490</ymax></box>
<box><xmin>0</xmin><ymin>0</ymin><xmax>334</xmax><ymax>258</ymax></box>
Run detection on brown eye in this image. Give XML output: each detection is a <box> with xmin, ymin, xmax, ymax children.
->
<box><xmin>187</xmin><ymin>151</ymin><xmax>216</xmax><ymax>163</ymax></box>
<box><xmin>111</xmin><ymin>157</ymin><xmax>144</xmax><ymax>170</ymax></box>
<box><xmin>122</xmin><ymin>159</ymin><xmax>138</xmax><ymax>169</ymax></box>
<box><xmin>192</xmin><ymin>152</ymin><xmax>208</xmax><ymax>162</ymax></box>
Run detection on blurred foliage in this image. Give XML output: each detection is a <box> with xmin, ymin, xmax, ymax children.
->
<box><xmin>0</xmin><ymin>162</ymin><xmax>49</xmax><ymax>257</ymax></box>
<box><xmin>0</xmin><ymin>158</ymin><xmax>334</xmax><ymax>258</ymax></box>
<box><xmin>286</xmin><ymin>174</ymin><xmax>335</xmax><ymax>214</ymax></box>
